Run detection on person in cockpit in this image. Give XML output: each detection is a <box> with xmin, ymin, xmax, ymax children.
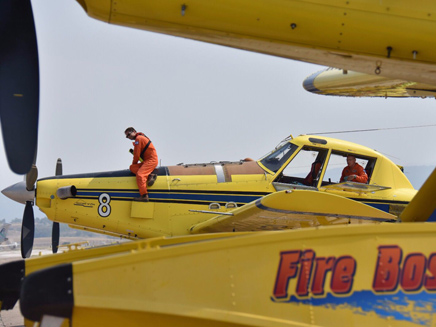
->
<box><xmin>340</xmin><ymin>155</ymin><xmax>368</xmax><ymax>183</ymax></box>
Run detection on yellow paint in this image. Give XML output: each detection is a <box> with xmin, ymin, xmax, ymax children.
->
<box><xmin>131</xmin><ymin>201</ymin><xmax>154</xmax><ymax>219</ymax></box>
<box><xmin>401</xmin><ymin>167</ymin><xmax>436</xmax><ymax>222</ymax></box>
<box><xmin>25</xmin><ymin>223</ymin><xmax>436</xmax><ymax>326</ymax></box>
<box><xmin>20</xmin><ymin>233</ymin><xmax>248</xmax><ymax>327</ymax></box>
<box><xmin>191</xmin><ymin>190</ymin><xmax>396</xmax><ymax>233</ymax></box>
<box><xmin>35</xmin><ymin>135</ymin><xmax>417</xmax><ymax>240</ymax></box>
<box><xmin>76</xmin><ymin>0</ymin><xmax>436</xmax><ymax>86</ymax></box>
<box><xmin>304</xmin><ymin>68</ymin><xmax>436</xmax><ymax>98</ymax></box>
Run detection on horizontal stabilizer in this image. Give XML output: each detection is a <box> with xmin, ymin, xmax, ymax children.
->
<box><xmin>400</xmin><ymin>167</ymin><xmax>436</xmax><ymax>222</ymax></box>
<box><xmin>190</xmin><ymin>190</ymin><xmax>396</xmax><ymax>233</ymax></box>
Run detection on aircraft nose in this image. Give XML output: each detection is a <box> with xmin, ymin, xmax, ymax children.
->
<box><xmin>2</xmin><ymin>181</ymin><xmax>35</xmax><ymax>204</ymax></box>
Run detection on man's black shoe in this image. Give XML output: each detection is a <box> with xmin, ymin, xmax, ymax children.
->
<box><xmin>133</xmin><ymin>194</ymin><xmax>149</xmax><ymax>202</ymax></box>
<box><xmin>147</xmin><ymin>174</ymin><xmax>157</xmax><ymax>187</ymax></box>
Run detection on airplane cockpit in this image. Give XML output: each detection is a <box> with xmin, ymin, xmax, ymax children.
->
<box><xmin>270</xmin><ymin>146</ymin><xmax>328</xmax><ymax>189</ymax></box>
<box><xmin>259</xmin><ymin>136</ymin><xmax>381</xmax><ymax>193</ymax></box>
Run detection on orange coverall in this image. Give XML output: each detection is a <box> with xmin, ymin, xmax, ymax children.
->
<box><xmin>340</xmin><ymin>163</ymin><xmax>368</xmax><ymax>183</ymax></box>
<box><xmin>130</xmin><ymin>133</ymin><xmax>158</xmax><ymax>195</ymax></box>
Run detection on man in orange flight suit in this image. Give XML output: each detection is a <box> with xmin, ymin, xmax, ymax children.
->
<box><xmin>340</xmin><ymin>155</ymin><xmax>368</xmax><ymax>183</ymax></box>
<box><xmin>125</xmin><ymin>127</ymin><xmax>158</xmax><ymax>202</ymax></box>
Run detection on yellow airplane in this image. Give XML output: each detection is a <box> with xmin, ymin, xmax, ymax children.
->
<box><xmin>2</xmin><ymin>134</ymin><xmax>421</xmax><ymax>259</ymax></box>
<box><xmin>76</xmin><ymin>0</ymin><xmax>436</xmax><ymax>98</ymax></box>
<box><xmin>11</xmin><ymin>165</ymin><xmax>436</xmax><ymax>326</ymax></box>
<box><xmin>2</xmin><ymin>150</ymin><xmax>435</xmax><ymax>327</ymax></box>
<box><xmin>0</xmin><ymin>165</ymin><xmax>434</xmax><ymax>326</ymax></box>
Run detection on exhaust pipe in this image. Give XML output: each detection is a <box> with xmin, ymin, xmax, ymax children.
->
<box><xmin>56</xmin><ymin>186</ymin><xmax>77</xmax><ymax>199</ymax></box>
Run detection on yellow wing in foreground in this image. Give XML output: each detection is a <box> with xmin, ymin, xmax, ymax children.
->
<box><xmin>400</xmin><ymin>167</ymin><xmax>436</xmax><ymax>222</ymax></box>
<box><xmin>190</xmin><ymin>190</ymin><xmax>396</xmax><ymax>233</ymax></box>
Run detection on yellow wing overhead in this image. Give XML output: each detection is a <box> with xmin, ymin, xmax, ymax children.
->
<box><xmin>190</xmin><ymin>190</ymin><xmax>396</xmax><ymax>233</ymax></box>
<box><xmin>77</xmin><ymin>0</ymin><xmax>436</xmax><ymax>88</ymax></box>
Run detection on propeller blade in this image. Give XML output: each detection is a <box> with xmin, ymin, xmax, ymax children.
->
<box><xmin>52</xmin><ymin>223</ymin><xmax>60</xmax><ymax>254</ymax></box>
<box><xmin>0</xmin><ymin>0</ymin><xmax>39</xmax><ymax>174</ymax></box>
<box><xmin>21</xmin><ymin>201</ymin><xmax>35</xmax><ymax>258</ymax></box>
<box><xmin>25</xmin><ymin>164</ymin><xmax>38</xmax><ymax>191</ymax></box>
<box><xmin>55</xmin><ymin>158</ymin><xmax>62</xmax><ymax>176</ymax></box>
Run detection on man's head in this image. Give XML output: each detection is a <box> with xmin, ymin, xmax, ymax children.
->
<box><xmin>346</xmin><ymin>155</ymin><xmax>356</xmax><ymax>168</ymax></box>
<box><xmin>125</xmin><ymin>127</ymin><xmax>137</xmax><ymax>140</ymax></box>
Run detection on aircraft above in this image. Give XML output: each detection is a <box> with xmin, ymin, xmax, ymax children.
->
<box><xmin>2</xmin><ymin>134</ymin><xmax>426</xmax><ymax>258</ymax></box>
<box><xmin>75</xmin><ymin>0</ymin><xmax>436</xmax><ymax>98</ymax></box>
<box><xmin>303</xmin><ymin>67</ymin><xmax>436</xmax><ymax>98</ymax></box>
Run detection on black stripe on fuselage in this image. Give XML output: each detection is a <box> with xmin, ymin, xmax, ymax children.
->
<box><xmin>75</xmin><ymin>188</ymin><xmax>270</xmax><ymax>196</ymax></box>
<box><xmin>74</xmin><ymin>196</ymin><xmax>246</xmax><ymax>207</ymax></box>
<box><xmin>38</xmin><ymin>168</ymin><xmax>168</xmax><ymax>181</ymax></box>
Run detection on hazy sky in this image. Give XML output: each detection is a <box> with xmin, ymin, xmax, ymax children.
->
<box><xmin>1</xmin><ymin>0</ymin><xmax>436</xmax><ymax>221</ymax></box>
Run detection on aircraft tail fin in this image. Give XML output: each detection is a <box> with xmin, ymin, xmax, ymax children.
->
<box><xmin>400</xmin><ymin>167</ymin><xmax>436</xmax><ymax>222</ymax></box>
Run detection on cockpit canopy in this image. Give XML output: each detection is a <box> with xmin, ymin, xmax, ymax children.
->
<box><xmin>259</xmin><ymin>135</ymin><xmax>409</xmax><ymax>192</ymax></box>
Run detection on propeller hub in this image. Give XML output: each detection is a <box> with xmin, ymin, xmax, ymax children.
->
<box><xmin>2</xmin><ymin>181</ymin><xmax>35</xmax><ymax>204</ymax></box>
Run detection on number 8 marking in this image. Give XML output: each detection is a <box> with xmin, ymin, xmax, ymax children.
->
<box><xmin>98</xmin><ymin>193</ymin><xmax>111</xmax><ymax>217</ymax></box>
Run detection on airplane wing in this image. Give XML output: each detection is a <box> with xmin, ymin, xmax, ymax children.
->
<box><xmin>77</xmin><ymin>1</ymin><xmax>436</xmax><ymax>90</ymax></box>
<box><xmin>303</xmin><ymin>68</ymin><xmax>436</xmax><ymax>98</ymax></box>
<box><xmin>190</xmin><ymin>190</ymin><xmax>396</xmax><ymax>233</ymax></box>
<box><xmin>400</xmin><ymin>167</ymin><xmax>436</xmax><ymax>222</ymax></box>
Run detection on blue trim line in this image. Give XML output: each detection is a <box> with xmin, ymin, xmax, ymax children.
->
<box><xmin>76</xmin><ymin>190</ymin><xmax>261</xmax><ymax>204</ymax></box>
<box><xmin>272</xmin><ymin>290</ymin><xmax>436</xmax><ymax>325</ymax></box>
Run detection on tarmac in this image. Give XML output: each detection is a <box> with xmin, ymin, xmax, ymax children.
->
<box><xmin>0</xmin><ymin>304</ymin><xmax>23</xmax><ymax>327</ymax></box>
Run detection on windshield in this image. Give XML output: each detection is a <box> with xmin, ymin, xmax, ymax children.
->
<box><xmin>260</xmin><ymin>142</ymin><xmax>299</xmax><ymax>173</ymax></box>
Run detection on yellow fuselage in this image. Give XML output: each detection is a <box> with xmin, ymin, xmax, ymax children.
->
<box><xmin>35</xmin><ymin>135</ymin><xmax>416</xmax><ymax>239</ymax></box>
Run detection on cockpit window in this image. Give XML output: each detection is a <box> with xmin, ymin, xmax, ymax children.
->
<box><xmin>260</xmin><ymin>142</ymin><xmax>298</xmax><ymax>173</ymax></box>
<box><xmin>274</xmin><ymin>146</ymin><xmax>328</xmax><ymax>187</ymax></box>
<box><xmin>321</xmin><ymin>152</ymin><xmax>375</xmax><ymax>185</ymax></box>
